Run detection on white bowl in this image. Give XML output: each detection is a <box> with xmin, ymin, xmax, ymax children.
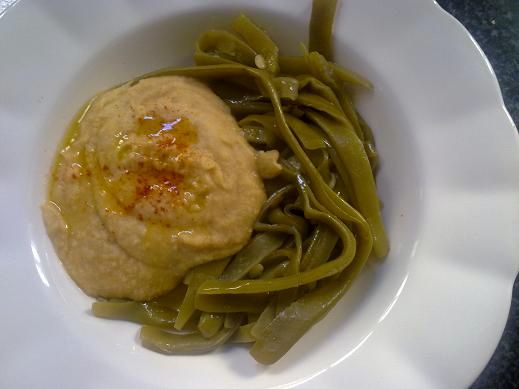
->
<box><xmin>1</xmin><ymin>0</ymin><xmax>518</xmax><ymax>388</ymax></box>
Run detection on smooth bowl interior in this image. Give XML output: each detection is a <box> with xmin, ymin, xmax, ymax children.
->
<box><xmin>29</xmin><ymin>3</ymin><xmax>421</xmax><ymax>385</ymax></box>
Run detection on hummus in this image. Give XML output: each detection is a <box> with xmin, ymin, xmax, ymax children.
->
<box><xmin>42</xmin><ymin>76</ymin><xmax>270</xmax><ymax>301</ymax></box>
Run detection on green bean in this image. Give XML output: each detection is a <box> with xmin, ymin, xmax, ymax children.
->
<box><xmin>195</xmin><ymin>293</ymin><xmax>268</xmax><ymax>313</ymax></box>
<box><xmin>250</xmin><ymin>300</ymin><xmax>276</xmax><ymax>339</ymax></box>
<box><xmin>297</xmin><ymin>75</ymin><xmax>341</xmax><ymax>107</ymax></box>
<box><xmin>328</xmin><ymin>147</ymin><xmax>354</xmax><ymax>202</ymax></box>
<box><xmin>184</xmin><ymin>257</ymin><xmax>230</xmax><ymax>285</ymax></box>
<box><xmin>224</xmin><ymin>313</ymin><xmax>242</xmax><ymax>329</ymax></box>
<box><xmin>358</xmin><ymin>113</ymin><xmax>379</xmax><ymax>172</ymax></box>
<box><xmin>250</xmin><ymin>183</ymin><xmax>373</xmax><ymax>364</ymax></box>
<box><xmin>273</xmin><ymin>77</ymin><xmax>299</xmax><ymax>100</ymax></box>
<box><xmin>239</xmin><ymin>114</ymin><xmax>280</xmax><ymax>146</ymax></box>
<box><xmin>306</xmin><ymin>111</ymin><xmax>388</xmax><ymax>258</ymax></box>
<box><xmin>194</xmin><ymin>50</ymin><xmax>236</xmax><ymax>66</ymax></box>
<box><xmin>257</xmin><ymin>184</ymin><xmax>295</xmax><ymax>220</ymax></box>
<box><xmin>140</xmin><ymin>314</ymin><xmax>242</xmax><ymax>355</ymax></box>
<box><xmin>230</xmin><ymin>322</ymin><xmax>256</xmax><ymax>343</ymax></box>
<box><xmin>305</xmin><ymin>50</ymin><xmax>339</xmax><ymax>89</ymax></box>
<box><xmin>309</xmin><ymin>0</ymin><xmax>338</xmax><ymax>60</ymax></box>
<box><xmin>198</xmin><ymin>313</ymin><xmax>224</xmax><ymax>338</ymax></box>
<box><xmin>176</xmin><ymin>258</ymin><xmax>230</xmax><ymax>329</ymax></box>
<box><xmin>152</xmin><ymin>284</ymin><xmax>188</xmax><ymax>310</ymax></box>
<box><xmin>279</xmin><ymin>56</ymin><xmax>308</xmax><ymax>75</ymax></box>
<box><xmin>240</xmin><ymin>124</ymin><xmax>276</xmax><ymax>145</ymax></box>
<box><xmin>175</xmin><ymin>273</ymin><xmax>209</xmax><ymax>330</ymax></box>
<box><xmin>247</xmin><ymin>263</ymin><xmax>264</xmax><ymax>278</ymax></box>
<box><xmin>255</xmin><ymin>222</ymin><xmax>303</xmax><ymax>273</ymax></box>
<box><xmin>261</xmin><ymin>248</ymin><xmax>292</xmax><ymax>266</ymax></box>
<box><xmin>337</xmin><ymin>91</ymin><xmax>363</xmax><ymax>139</ymax></box>
<box><xmin>297</xmin><ymin>93</ymin><xmax>344</xmax><ymax>122</ymax></box>
<box><xmin>285</xmin><ymin>114</ymin><xmax>328</xmax><ymax>150</ymax></box>
<box><xmin>261</xmin><ymin>260</ymin><xmax>290</xmax><ymax>279</ymax></box>
<box><xmin>277</xmin><ymin>53</ymin><xmax>372</xmax><ymax>90</ymax></box>
<box><xmin>225</xmin><ymin>100</ymin><xmax>276</xmax><ymax>116</ymax></box>
<box><xmin>305</xmin><ymin>148</ymin><xmax>332</xmax><ymax>183</ymax></box>
<box><xmin>198</xmin><ymin>175</ymin><xmax>357</xmax><ymax>294</ymax></box>
<box><xmin>267</xmin><ymin>208</ymin><xmax>308</xmax><ymax>237</ymax></box>
<box><xmin>232</xmin><ymin>14</ymin><xmax>279</xmax><ymax>74</ymax></box>
<box><xmin>239</xmin><ymin>113</ymin><xmax>279</xmax><ymax>135</ymax></box>
<box><xmin>248</xmin><ymin>312</ymin><xmax>260</xmax><ymax>322</ymax></box>
<box><xmin>92</xmin><ymin>301</ymin><xmax>178</xmax><ymax>328</ymax></box>
<box><xmin>195</xmin><ymin>30</ymin><xmax>256</xmax><ymax>66</ymax></box>
<box><xmin>357</xmin><ymin>111</ymin><xmax>376</xmax><ymax>147</ymax></box>
<box><xmin>249</xmin><ymin>270</ymin><xmax>349</xmax><ymax>364</ymax></box>
<box><xmin>219</xmin><ymin>233</ymin><xmax>285</xmax><ymax>282</ymax></box>
<box><xmin>275</xmin><ymin>288</ymin><xmax>299</xmax><ymax>314</ymax></box>
<box><xmin>305</xmin><ymin>50</ymin><xmax>373</xmax><ymax>90</ymax></box>
<box><xmin>300</xmin><ymin>224</ymin><xmax>339</xmax><ymax>271</ymax></box>
<box><xmin>249</xmin><ymin>68</ymin><xmax>373</xmax><ymax>245</ymax></box>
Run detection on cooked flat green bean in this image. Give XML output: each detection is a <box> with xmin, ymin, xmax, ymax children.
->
<box><xmin>275</xmin><ymin>288</ymin><xmax>299</xmax><ymax>314</ymax></box>
<box><xmin>225</xmin><ymin>100</ymin><xmax>276</xmax><ymax>116</ymax></box>
<box><xmin>92</xmin><ymin>301</ymin><xmax>178</xmax><ymax>328</ymax></box>
<box><xmin>261</xmin><ymin>260</ymin><xmax>290</xmax><ymax>280</ymax></box>
<box><xmin>248</xmin><ymin>263</ymin><xmax>264</xmax><ymax>278</ymax></box>
<box><xmin>184</xmin><ymin>257</ymin><xmax>230</xmax><ymax>285</ymax></box>
<box><xmin>337</xmin><ymin>91</ymin><xmax>363</xmax><ymax>139</ymax></box>
<box><xmin>279</xmin><ymin>56</ymin><xmax>308</xmax><ymax>75</ymax></box>
<box><xmin>175</xmin><ymin>273</ymin><xmax>210</xmax><ymax>330</ymax></box>
<box><xmin>195</xmin><ymin>30</ymin><xmax>256</xmax><ymax>66</ymax></box>
<box><xmin>309</xmin><ymin>0</ymin><xmax>338</xmax><ymax>60</ymax></box>
<box><xmin>197</xmin><ymin>176</ymin><xmax>357</xmax><ymax>294</ymax></box>
<box><xmin>258</xmin><ymin>184</ymin><xmax>295</xmax><ymax>218</ymax></box>
<box><xmin>230</xmin><ymin>322</ymin><xmax>256</xmax><ymax>343</ymax></box>
<box><xmin>297</xmin><ymin>75</ymin><xmax>341</xmax><ymax>107</ymax></box>
<box><xmin>219</xmin><ymin>233</ymin><xmax>285</xmax><ymax>282</ymax></box>
<box><xmin>195</xmin><ymin>293</ymin><xmax>268</xmax><ymax>313</ymax></box>
<box><xmin>176</xmin><ymin>258</ymin><xmax>230</xmax><ymax>330</ymax></box>
<box><xmin>152</xmin><ymin>284</ymin><xmax>188</xmax><ymax>310</ymax></box>
<box><xmin>273</xmin><ymin>77</ymin><xmax>299</xmax><ymax>100</ymax></box>
<box><xmin>232</xmin><ymin>14</ymin><xmax>280</xmax><ymax>74</ymax></box>
<box><xmin>285</xmin><ymin>114</ymin><xmax>328</xmax><ymax>150</ymax></box>
<box><xmin>250</xmin><ymin>184</ymin><xmax>373</xmax><ymax>363</ymax></box>
<box><xmin>250</xmin><ymin>300</ymin><xmax>277</xmax><ymax>339</ymax></box>
<box><xmin>198</xmin><ymin>313</ymin><xmax>224</xmax><ymax>338</ymax></box>
<box><xmin>240</xmin><ymin>124</ymin><xmax>276</xmax><ymax>145</ymax></box>
<box><xmin>267</xmin><ymin>208</ymin><xmax>308</xmax><ymax>237</ymax></box>
<box><xmin>224</xmin><ymin>313</ymin><xmax>242</xmax><ymax>329</ymax></box>
<box><xmin>245</xmin><ymin>68</ymin><xmax>374</xmax><ymax>261</ymax></box>
<box><xmin>300</xmin><ymin>224</ymin><xmax>339</xmax><ymax>271</ymax></box>
<box><xmin>306</xmin><ymin>111</ymin><xmax>388</xmax><ymax>257</ymax></box>
<box><xmin>358</xmin><ymin>112</ymin><xmax>379</xmax><ymax>172</ymax></box>
<box><xmin>297</xmin><ymin>92</ymin><xmax>345</xmax><ymax>122</ymax></box>
<box><xmin>254</xmin><ymin>222</ymin><xmax>303</xmax><ymax>275</ymax></box>
<box><xmin>140</xmin><ymin>314</ymin><xmax>242</xmax><ymax>355</ymax></box>
<box><xmin>249</xmin><ymin>271</ymin><xmax>349</xmax><ymax>364</ymax></box>
<box><xmin>305</xmin><ymin>148</ymin><xmax>332</xmax><ymax>183</ymax></box>
<box><xmin>328</xmin><ymin>147</ymin><xmax>355</xmax><ymax>202</ymax></box>
<box><xmin>261</xmin><ymin>248</ymin><xmax>292</xmax><ymax>266</ymax></box>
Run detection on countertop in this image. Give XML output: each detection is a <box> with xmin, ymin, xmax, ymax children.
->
<box><xmin>435</xmin><ymin>1</ymin><xmax>519</xmax><ymax>387</ymax></box>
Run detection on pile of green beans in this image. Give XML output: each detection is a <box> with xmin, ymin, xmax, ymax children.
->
<box><xmin>92</xmin><ymin>0</ymin><xmax>388</xmax><ymax>364</ymax></box>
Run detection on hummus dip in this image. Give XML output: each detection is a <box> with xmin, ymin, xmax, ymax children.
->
<box><xmin>42</xmin><ymin>76</ymin><xmax>274</xmax><ymax>301</ymax></box>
